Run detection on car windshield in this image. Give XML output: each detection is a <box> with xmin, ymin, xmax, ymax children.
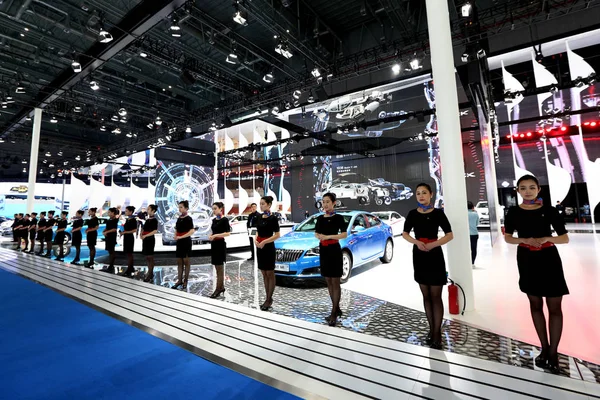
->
<box><xmin>295</xmin><ymin>214</ymin><xmax>352</xmax><ymax>232</ymax></box>
<box><xmin>374</xmin><ymin>213</ymin><xmax>389</xmax><ymax>221</ymax></box>
<box><xmin>477</xmin><ymin>202</ymin><xmax>488</xmax><ymax>208</ymax></box>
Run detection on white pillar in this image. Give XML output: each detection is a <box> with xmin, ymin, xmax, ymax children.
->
<box><xmin>425</xmin><ymin>0</ymin><xmax>475</xmax><ymax>311</ymax></box>
<box><xmin>26</xmin><ymin>108</ymin><xmax>42</xmax><ymax>213</ymax></box>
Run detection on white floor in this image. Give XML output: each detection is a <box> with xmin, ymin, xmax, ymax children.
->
<box><xmin>344</xmin><ymin>233</ymin><xmax>600</xmax><ymax>365</ymax></box>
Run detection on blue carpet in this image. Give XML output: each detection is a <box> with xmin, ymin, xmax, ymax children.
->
<box><xmin>0</xmin><ymin>269</ymin><xmax>298</xmax><ymax>400</ymax></box>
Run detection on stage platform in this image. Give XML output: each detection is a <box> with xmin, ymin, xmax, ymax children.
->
<box><xmin>1</xmin><ymin>248</ymin><xmax>598</xmax><ymax>399</ymax></box>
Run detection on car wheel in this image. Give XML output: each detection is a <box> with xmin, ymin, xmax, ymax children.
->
<box><xmin>341</xmin><ymin>251</ymin><xmax>353</xmax><ymax>283</ymax></box>
<box><xmin>358</xmin><ymin>196</ymin><xmax>368</xmax><ymax>205</ymax></box>
<box><xmin>315</xmin><ymin>201</ymin><xmax>322</xmax><ymax>209</ymax></box>
<box><xmin>53</xmin><ymin>245</ymin><xmax>71</xmax><ymax>258</ymax></box>
<box><xmin>64</xmin><ymin>233</ymin><xmax>71</xmax><ymax>245</ymax></box>
<box><xmin>383</xmin><ymin>196</ymin><xmax>392</xmax><ymax>206</ymax></box>
<box><xmin>375</xmin><ymin>197</ymin><xmax>383</xmax><ymax>206</ymax></box>
<box><xmin>335</xmin><ymin>200</ymin><xmax>342</xmax><ymax>207</ymax></box>
<box><xmin>380</xmin><ymin>239</ymin><xmax>393</xmax><ymax>263</ymax></box>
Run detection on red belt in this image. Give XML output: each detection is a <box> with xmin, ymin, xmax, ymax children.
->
<box><xmin>519</xmin><ymin>242</ymin><xmax>555</xmax><ymax>251</ymax></box>
<box><xmin>176</xmin><ymin>232</ymin><xmax>187</xmax><ymax>238</ymax></box>
<box><xmin>142</xmin><ymin>231</ymin><xmax>153</xmax><ymax>236</ymax></box>
<box><xmin>417</xmin><ymin>238</ymin><xmax>437</xmax><ymax>244</ymax></box>
<box><xmin>212</xmin><ymin>237</ymin><xmax>224</xmax><ymax>241</ymax></box>
<box><xmin>320</xmin><ymin>239</ymin><xmax>339</xmax><ymax>246</ymax></box>
<box><xmin>256</xmin><ymin>236</ymin><xmax>269</xmax><ymax>243</ymax></box>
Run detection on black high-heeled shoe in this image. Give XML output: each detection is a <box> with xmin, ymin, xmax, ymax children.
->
<box><xmin>260</xmin><ymin>300</ymin><xmax>272</xmax><ymax>311</ymax></box>
<box><xmin>547</xmin><ymin>355</ymin><xmax>560</xmax><ymax>374</ymax></box>
<box><xmin>172</xmin><ymin>281</ymin><xmax>184</xmax><ymax>290</ymax></box>
<box><xmin>430</xmin><ymin>341</ymin><xmax>443</xmax><ymax>350</ymax></box>
<box><xmin>143</xmin><ymin>273</ymin><xmax>154</xmax><ymax>283</ymax></box>
<box><xmin>535</xmin><ymin>349</ymin><xmax>548</xmax><ymax>368</ymax></box>
<box><xmin>210</xmin><ymin>288</ymin><xmax>226</xmax><ymax>299</ymax></box>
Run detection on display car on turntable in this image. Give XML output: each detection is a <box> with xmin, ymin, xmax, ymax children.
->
<box><xmin>273</xmin><ymin>211</ymin><xmax>394</xmax><ymax>283</ymax></box>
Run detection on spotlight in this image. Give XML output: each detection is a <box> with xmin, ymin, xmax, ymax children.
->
<box><xmin>272</xmin><ymin>106</ymin><xmax>280</xmax><ymax>114</ymax></box>
<box><xmin>391</xmin><ymin>63</ymin><xmax>401</xmax><ymax>75</ymax></box>
<box><xmin>275</xmin><ymin>42</ymin><xmax>293</xmax><ymax>58</ymax></box>
<box><xmin>23</xmin><ymin>168</ymin><xmax>27</xmax><ymax>173</ymax></box>
<box><xmin>263</xmin><ymin>72</ymin><xmax>274</xmax><ymax>83</ymax></box>
<box><xmin>409</xmin><ymin>58</ymin><xmax>421</xmax><ymax>70</ymax></box>
<box><xmin>461</xmin><ymin>2</ymin><xmax>472</xmax><ymax>17</ymax></box>
<box><xmin>307</xmin><ymin>95</ymin><xmax>315</xmax><ymax>103</ymax></box>
<box><xmin>58</xmin><ymin>151</ymin><xmax>63</xmax><ymax>156</ymax></box>
<box><xmin>186</xmin><ymin>126</ymin><xmax>192</xmax><ymax>133</ymax></box>
<box><xmin>535</xmin><ymin>49</ymin><xmax>544</xmax><ymax>64</ymax></box>
<box><xmin>90</xmin><ymin>81</ymin><xmax>100</xmax><ymax>91</ymax></box>
<box><xmin>155</xmin><ymin>116</ymin><xmax>163</xmax><ymax>126</ymax></box>
<box><xmin>71</xmin><ymin>60</ymin><xmax>82</xmax><ymax>73</ymax></box>
<box><xmin>233</xmin><ymin>10</ymin><xmax>247</xmax><ymax>25</ymax></box>
<box><xmin>226</xmin><ymin>53</ymin><xmax>238</xmax><ymax>64</ymax></box>
<box><xmin>170</xmin><ymin>18</ymin><xmax>181</xmax><ymax>32</ymax></box>
<box><xmin>15</xmin><ymin>84</ymin><xmax>25</xmax><ymax>94</ymax></box>
<box><xmin>99</xmin><ymin>28</ymin><xmax>113</xmax><ymax>43</ymax></box>
<box><xmin>111</xmin><ymin>115</ymin><xmax>119</xmax><ymax>122</ymax></box>
<box><xmin>147</xmin><ymin>123</ymin><xmax>154</xmax><ymax>129</ymax></box>
<box><xmin>476</xmin><ymin>49</ymin><xmax>486</xmax><ymax>59</ymax></box>
<box><xmin>284</xmin><ymin>101</ymin><xmax>291</xmax><ymax>110</ymax></box>
<box><xmin>549</xmin><ymin>85</ymin><xmax>558</xmax><ymax>93</ymax></box>
<box><xmin>74</xmin><ymin>106</ymin><xmax>82</xmax><ymax>112</ymax></box>
<box><xmin>45</xmin><ymin>152</ymin><xmax>51</xmax><ymax>157</ymax></box>
<box><xmin>311</xmin><ymin>68</ymin><xmax>321</xmax><ymax>78</ymax></box>
<box><xmin>50</xmin><ymin>116</ymin><xmax>58</xmax><ymax>123</ymax></box>
<box><xmin>112</xmin><ymin>127</ymin><xmax>121</xmax><ymax>134</ymax></box>
<box><xmin>293</xmin><ymin>90</ymin><xmax>301</xmax><ymax>99</ymax></box>
<box><xmin>118</xmin><ymin>107</ymin><xmax>127</xmax><ymax>117</ymax></box>
<box><xmin>139</xmin><ymin>52</ymin><xmax>148</xmax><ymax>58</ymax></box>
<box><xmin>461</xmin><ymin>52</ymin><xmax>469</xmax><ymax>63</ymax></box>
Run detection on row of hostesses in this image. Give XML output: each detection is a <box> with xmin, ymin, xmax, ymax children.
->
<box><xmin>402</xmin><ymin>176</ymin><xmax>568</xmax><ymax>373</ymax></box>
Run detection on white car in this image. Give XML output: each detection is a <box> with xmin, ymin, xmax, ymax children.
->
<box><xmin>475</xmin><ymin>201</ymin><xmax>505</xmax><ymax>225</ymax></box>
<box><xmin>373</xmin><ymin>211</ymin><xmax>405</xmax><ymax>236</ymax></box>
<box><xmin>227</xmin><ymin>215</ymin><xmax>250</xmax><ymax>234</ymax></box>
<box><xmin>321</xmin><ymin>183</ymin><xmax>370</xmax><ymax>207</ymax></box>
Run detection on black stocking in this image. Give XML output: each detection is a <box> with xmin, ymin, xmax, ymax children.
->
<box><xmin>419</xmin><ymin>284</ymin><xmax>434</xmax><ymax>337</ymax></box>
<box><xmin>176</xmin><ymin>258</ymin><xmax>184</xmax><ymax>282</ymax></box>
<box><xmin>108</xmin><ymin>250</ymin><xmax>116</xmax><ymax>267</ymax></box>
<box><xmin>546</xmin><ymin>296</ymin><xmax>564</xmax><ymax>360</ymax></box>
<box><xmin>146</xmin><ymin>256</ymin><xmax>155</xmax><ymax>275</ymax></box>
<box><xmin>430</xmin><ymin>285</ymin><xmax>444</xmax><ymax>342</ymax></box>
<box><xmin>89</xmin><ymin>246</ymin><xmax>96</xmax><ymax>264</ymax></box>
<box><xmin>527</xmin><ymin>295</ymin><xmax>550</xmax><ymax>355</ymax></box>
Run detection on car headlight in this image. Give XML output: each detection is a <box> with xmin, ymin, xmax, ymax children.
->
<box><xmin>305</xmin><ymin>246</ymin><xmax>320</xmax><ymax>257</ymax></box>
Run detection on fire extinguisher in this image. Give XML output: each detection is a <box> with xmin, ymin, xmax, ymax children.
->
<box><xmin>447</xmin><ymin>275</ymin><xmax>466</xmax><ymax>315</ymax></box>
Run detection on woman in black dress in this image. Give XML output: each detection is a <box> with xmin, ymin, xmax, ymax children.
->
<box><xmin>504</xmin><ymin>175</ymin><xmax>569</xmax><ymax>373</ymax></box>
<box><xmin>118</xmin><ymin>206</ymin><xmax>137</xmax><ymax>277</ymax></box>
<box><xmin>71</xmin><ymin>210</ymin><xmax>84</xmax><ymax>265</ymax></box>
<box><xmin>27</xmin><ymin>213</ymin><xmax>38</xmax><ymax>253</ymax></box>
<box><xmin>173</xmin><ymin>200</ymin><xmax>195</xmax><ymax>290</ymax></box>
<box><xmin>44</xmin><ymin>211</ymin><xmax>56</xmax><ymax>258</ymax></box>
<box><xmin>255</xmin><ymin>196</ymin><xmax>280</xmax><ymax>311</ymax></box>
<box><xmin>209</xmin><ymin>202</ymin><xmax>231</xmax><ymax>298</ymax></box>
<box><xmin>141</xmin><ymin>204</ymin><xmax>159</xmax><ymax>283</ymax></box>
<box><xmin>55</xmin><ymin>211</ymin><xmax>68</xmax><ymax>261</ymax></box>
<box><xmin>36</xmin><ymin>212</ymin><xmax>47</xmax><ymax>256</ymax></box>
<box><xmin>315</xmin><ymin>193</ymin><xmax>348</xmax><ymax>326</ymax></box>
<box><xmin>85</xmin><ymin>208</ymin><xmax>99</xmax><ymax>268</ymax></box>
<box><xmin>402</xmin><ymin>183</ymin><xmax>453</xmax><ymax>349</ymax></box>
<box><xmin>100</xmin><ymin>208</ymin><xmax>119</xmax><ymax>273</ymax></box>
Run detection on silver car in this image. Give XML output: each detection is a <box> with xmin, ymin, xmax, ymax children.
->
<box><xmin>162</xmin><ymin>210</ymin><xmax>212</xmax><ymax>245</ymax></box>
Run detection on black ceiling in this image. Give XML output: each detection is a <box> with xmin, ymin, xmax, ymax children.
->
<box><xmin>0</xmin><ymin>0</ymin><xmax>598</xmax><ymax>175</ymax></box>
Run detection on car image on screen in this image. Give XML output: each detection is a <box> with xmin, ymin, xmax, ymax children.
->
<box><xmin>273</xmin><ymin>211</ymin><xmax>394</xmax><ymax>283</ymax></box>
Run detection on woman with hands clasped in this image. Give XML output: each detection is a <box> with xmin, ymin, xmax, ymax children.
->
<box><xmin>254</xmin><ymin>196</ymin><xmax>280</xmax><ymax>311</ymax></box>
<box><xmin>504</xmin><ymin>175</ymin><xmax>569</xmax><ymax>373</ymax></box>
<box><xmin>140</xmin><ymin>204</ymin><xmax>159</xmax><ymax>283</ymax></box>
<box><xmin>402</xmin><ymin>183</ymin><xmax>453</xmax><ymax>349</ymax></box>
<box><xmin>208</xmin><ymin>202</ymin><xmax>231</xmax><ymax>299</ymax></box>
<box><xmin>172</xmin><ymin>200</ymin><xmax>195</xmax><ymax>291</ymax></box>
<box><xmin>314</xmin><ymin>192</ymin><xmax>348</xmax><ymax>326</ymax></box>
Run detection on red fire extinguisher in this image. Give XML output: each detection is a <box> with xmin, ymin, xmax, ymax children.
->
<box><xmin>448</xmin><ymin>282</ymin><xmax>459</xmax><ymax>315</ymax></box>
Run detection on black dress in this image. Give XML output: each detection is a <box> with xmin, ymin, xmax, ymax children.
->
<box><xmin>211</xmin><ymin>217</ymin><xmax>231</xmax><ymax>265</ymax></box>
<box><xmin>403</xmin><ymin>208</ymin><xmax>452</xmax><ymax>286</ymax></box>
<box><xmin>29</xmin><ymin>218</ymin><xmax>38</xmax><ymax>241</ymax></box>
<box><xmin>45</xmin><ymin>218</ymin><xmax>55</xmax><ymax>242</ymax></box>
<box><xmin>142</xmin><ymin>217</ymin><xmax>158</xmax><ymax>256</ymax></box>
<box><xmin>315</xmin><ymin>214</ymin><xmax>348</xmax><ymax>278</ymax></box>
<box><xmin>55</xmin><ymin>219</ymin><xmax>68</xmax><ymax>245</ymax></box>
<box><xmin>122</xmin><ymin>216</ymin><xmax>137</xmax><ymax>253</ymax></box>
<box><xmin>175</xmin><ymin>215</ymin><xmax>194</xmax><ymax>258</ymax></box>
<box><xmin>37</xmin><ymin>218</ymin><xmax>46</xmax><ymax>242</ymax></box>
<box><xmin>104</xmin><ymin>218</ymin><xmax>118</xmax><ymax>252</ymax></box>
<box><xmin>86</xmin><ymin>217</ymin><xmax>99</xmax><ymax>247</ymax></box>
<box><xmin>504</xmin><ymin>205</ymin><xmax>569</xmax><ymax>297</ymax></box>
<box><xmin>256</xmin><ymin>215</ymin><xmax>280</xmax><ymax>271</ymax></box>
<box><xmin>21</xmin><ymin>219</ymin><xmax>30</xmax><ymax>239</ymax></box>
<box><xmin>72</xmin><ymin>218</ymin><xmax>84</xmax><ymax>246</ymax></box>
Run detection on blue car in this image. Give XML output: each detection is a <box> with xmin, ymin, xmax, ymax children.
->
<box><xmin>274</xmin><ymin>211</ymin><xmax>394</xmax><ymax>282</ymax></box>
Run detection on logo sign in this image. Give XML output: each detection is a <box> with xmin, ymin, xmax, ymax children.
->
<box><xmin>276</xmin><ymin>249</ymin><xmax>284</xmax><ymax>261</ymax></box>
<box><xmin>10</xmin><ymin>185</ymin><xmax>28</xmax><ymax>193</ymax></box>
